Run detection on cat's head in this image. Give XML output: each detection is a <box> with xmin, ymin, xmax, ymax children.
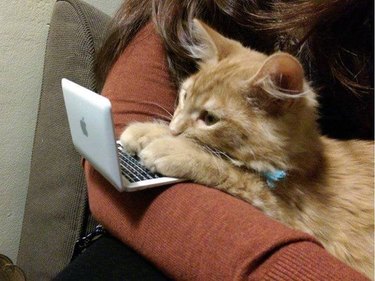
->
<box><xmin>170</xmin><ymin>19</ymin><xmax>321</xmax><ymax>173</ymax></box>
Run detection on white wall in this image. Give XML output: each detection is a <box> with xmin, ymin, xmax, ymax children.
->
<box><xmin>0</xmin><ymin>0</ymin><xmax>122</xmax><ymax>263</ymax></box>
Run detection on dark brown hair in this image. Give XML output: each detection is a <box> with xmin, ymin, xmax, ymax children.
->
<box><xmin>96</xmin><ymin>0</ymin><xmax>373</xmax><ymax>139</ymax></box>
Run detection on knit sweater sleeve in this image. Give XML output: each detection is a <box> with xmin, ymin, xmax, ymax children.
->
<box><xmin>85</xmin><ymin>22</ymin><xmax>368</xmax><ymax>281</ymax></box>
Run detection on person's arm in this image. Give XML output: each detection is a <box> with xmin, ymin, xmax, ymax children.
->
<box><xmin>85</xmin><ymin>22</ymin><xmax>368</xmax><ymax>281</ymax></box>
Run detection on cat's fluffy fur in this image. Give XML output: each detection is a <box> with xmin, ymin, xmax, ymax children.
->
<box><xmin>120</xmin><ymin>20</ymin><xmax>374</xmax><ymax>278</ymax></box>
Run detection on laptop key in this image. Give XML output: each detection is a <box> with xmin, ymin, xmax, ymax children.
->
<box><xmin>117</xmin><ymin>143</ymin><xmax>160</xmax><ymax>182</ymax></box>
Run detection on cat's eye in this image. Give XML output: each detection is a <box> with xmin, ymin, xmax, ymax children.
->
<box><xmin>200</xmin><ymin>110</ymin><xmax>219</xmax><ymax>126</ymax></box>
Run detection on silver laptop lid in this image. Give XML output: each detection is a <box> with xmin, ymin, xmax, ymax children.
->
<box><xmin>62</xmin><ymin>78</ymin><xmax>123</xmax><ymax>189</ymax></box>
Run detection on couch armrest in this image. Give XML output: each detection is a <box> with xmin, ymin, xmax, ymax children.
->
<box><xmin>17</xmin><ymin>1</ymin><xmax>110</xmax><ymax>280</ymax></box>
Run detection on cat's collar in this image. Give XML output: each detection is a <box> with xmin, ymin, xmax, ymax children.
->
<box><xmin>261</xmin><ymin>170</ymin><xmax>287</xmax><ymax>189</ymax></box>
<box><xmin>219</xmin><ymin>150</ymin><xmax>287</xmax><ymax>189</ymax></box>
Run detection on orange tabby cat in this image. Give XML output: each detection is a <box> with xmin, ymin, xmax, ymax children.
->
<box><xmin>120</xmin><ymin>20</ymin><xmax>374</xmax><ymax>279</ymax></box>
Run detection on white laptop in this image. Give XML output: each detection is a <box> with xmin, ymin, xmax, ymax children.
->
<box><xmin>61</xmin><ymin>78</ymin><xmax>182</xmax><ymax>192</ymax></box>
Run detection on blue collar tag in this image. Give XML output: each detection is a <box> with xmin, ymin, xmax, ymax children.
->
<box><xmin>261</xmin><ymin>170</ymin><xmax>287</xmax><ymax>189</ymax></box>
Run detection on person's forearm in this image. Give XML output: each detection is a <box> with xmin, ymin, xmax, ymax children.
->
<box><xmin>85</xmin><ymin>162</ymin><xmax>368</xmax><ymax>280</ymax></box>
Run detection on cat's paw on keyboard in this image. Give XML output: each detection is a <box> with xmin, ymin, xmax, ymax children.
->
<box><xmin>138</xmin><ymin>136</ymin><xmax>200</xmax><ymax>178</ymax></box>
<box><xmin>120</xmin><ymin>122</ymin><xmax>170</xmax><ymax>155</ymax></box>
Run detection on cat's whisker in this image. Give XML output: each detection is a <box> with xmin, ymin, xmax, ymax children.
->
<box><xmin>153</xmin><ymin>103</ymin><xmax>174</xmax><ymax>120</ymax></box>
<box><xmin>152</xmin><ymin>114</ymin><xmax>173</xmax><ymax>122</ymax></box>
<box><xmin>201</xmin><ymin>145</ymin><xmax>225</xmax><ymax>174</ymax></box>
<box><xmin>202</xmin><ymin>144</ymin><xmax>244</xmax><ymax>171</ymax></box>
<box><xmin>121</xmin><ymin>98</ymin><xmax>174</xmax><ymax>120</ymax></box>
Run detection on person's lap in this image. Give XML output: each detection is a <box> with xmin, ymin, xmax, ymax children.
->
<box><xmin>53</xmin><ymin>234</ymin><xmax>170</xmax><ymax>281</ymax></box>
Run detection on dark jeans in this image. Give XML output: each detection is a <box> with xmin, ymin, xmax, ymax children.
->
<box><xmin>54</xmin><ymin>235</ymin><xmax>170</xmax><ymax>281</ymax></box>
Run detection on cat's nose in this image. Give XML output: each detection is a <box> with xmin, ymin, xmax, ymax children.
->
<box><xmin>170</xmin><ymin>116</ymin><xmax>188</xmax><ymax>136</ymax></box>
<box><xmin>169</xmin><ymin>122</ymin><xmax>183</xmax><ymax>136</ymax></box>
<box><xmin>169</xmin><ymin>119</ymin><xmax>182</xmax><ymax>136</ymax></box>
<box><xmin>170</xmin><ymin>127</ymin><xmax>181</xmax><ymax>136</ymax></box>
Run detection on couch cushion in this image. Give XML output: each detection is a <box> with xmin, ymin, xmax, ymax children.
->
<box><xmin>17</xmin><ymin>1</ymin><xmax>110</xmax><ymax>280</ymax></box>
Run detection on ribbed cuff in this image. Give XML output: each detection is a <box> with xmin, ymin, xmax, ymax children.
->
<box><xmin>249</xmin><ymin>241</ymin><xmax>369</xmax><ymax>280</ymax></box>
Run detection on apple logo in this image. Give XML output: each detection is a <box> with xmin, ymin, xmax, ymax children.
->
<box><xmin>80</xmin><ymin>117</ymin><xmax>88</xmax><ymax>137</ymax></box>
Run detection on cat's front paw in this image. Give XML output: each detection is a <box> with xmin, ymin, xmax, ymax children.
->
<box><xmin>139</xmin><ymin>136</ymin><xmax>197</xmax><ymax>178</ymax></box>
<box><xmin>120</xmin><ymin>122</ymin><xmax>170</xmax><ymax>155</ymax></box>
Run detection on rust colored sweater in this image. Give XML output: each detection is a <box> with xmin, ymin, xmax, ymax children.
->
<box><xmin>85</xmin><ymin>22</ymin><xmax>368</xmax><ymax>280</ymax></box>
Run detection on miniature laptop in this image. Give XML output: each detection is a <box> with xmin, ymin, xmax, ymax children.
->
<box><xmin>62</xmin><ymin>78</ymin><xmax>182</xmax><ymax>192</ymax></box>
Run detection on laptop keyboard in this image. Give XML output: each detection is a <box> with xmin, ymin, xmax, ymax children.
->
<box><xmin>117</xmin><ymin>143</ymin><xmax>159</xmax><ymax>183</ymax></box>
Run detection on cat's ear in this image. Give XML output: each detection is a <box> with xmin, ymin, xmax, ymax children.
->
<box><xmin>251</xmin><ymin>52</ymin><xmax>305</xmax><ymax>114</ymax></box>
<box><xmin>190</xmin><ymin>19</ymin><xmax>240</xmax><ymax>64</ymax></box>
